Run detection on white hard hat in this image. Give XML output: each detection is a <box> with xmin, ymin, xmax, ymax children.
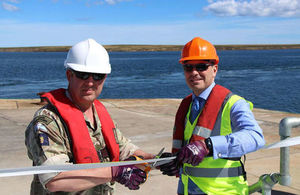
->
<box><xmin>64</xmin><ymin>38</ymin><xmax>111</xmax><ymax>74</ymax></box>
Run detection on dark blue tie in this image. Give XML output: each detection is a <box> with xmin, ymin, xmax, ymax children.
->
<box><xmin>190</xmin><ymin>97</ymin><xmax>205</xmax><ymax>123</ymax></box>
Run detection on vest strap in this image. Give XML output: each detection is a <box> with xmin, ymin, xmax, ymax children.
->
<box><xmin>184</xmin><ymin>166</ymin><xmax>244</xmax><ymax>178</ymax></box>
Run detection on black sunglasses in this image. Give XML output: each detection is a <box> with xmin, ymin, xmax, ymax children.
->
<box><xmin>183</xmin><ymin>63</ymin><xmax>213</xmax><ymax>72</ymax></box>
<box><xmin>71</xmin><ymin>70</ymin><xmax>106</xmax><ymax>81</ymax></box>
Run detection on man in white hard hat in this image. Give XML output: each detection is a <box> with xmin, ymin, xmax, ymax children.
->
<box><xmin>25</xmin><ymin>39</ymin><xmax>154</xmax><ymax>194</ymax></box>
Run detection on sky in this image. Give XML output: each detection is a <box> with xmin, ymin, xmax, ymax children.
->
<box><xmin>1</xmin><ymin>0</ymin><xmax>300</xmax><ymax>47</ymax></box>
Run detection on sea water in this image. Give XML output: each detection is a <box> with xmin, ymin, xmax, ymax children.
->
<box><xmin>0</xmin><ymin>49</ymin><xmax>299</xmax><ymax>113</ymax></box>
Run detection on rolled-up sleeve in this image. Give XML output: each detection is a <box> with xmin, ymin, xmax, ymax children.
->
<box><xmin>38</xmin><ymin>154</ymin><xmax>71</xmax><ymax>188</ymax></box>
<box><xmin>25</xmin><ymin>108</ymin><xmax>72</xmax><ymax>189</ymax></box>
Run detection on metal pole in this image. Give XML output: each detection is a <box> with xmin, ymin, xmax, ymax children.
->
<box><xmin>279</xmin><ymin>117</ymin><xmax>300</xmax><ymax>186</ymax></box>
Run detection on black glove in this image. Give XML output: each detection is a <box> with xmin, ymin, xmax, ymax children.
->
<box><xmin>158</xmin><ymin>152</ymin><xmax>179</xmax><ymax>176</ymax></box>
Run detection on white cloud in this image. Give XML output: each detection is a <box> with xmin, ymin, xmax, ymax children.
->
<box><xmin>104</xmin><ymin>0</ymin><xmax>131</xmax><ymax>5</ymax></box>
<box><xmin>205</xmin><ymin>0</ymin><xmax>300</xmax><ymax>17</ymax></box>
<box><xmin>80</xmin><ymin>0</ymin><xmax>131</xmax><ymax>7</ymax></box>
<box><xmin>104</xmin><ymin>0</ymin><xmax>117</xmax><ymax>5</ymax></box>
<box><xmin>36</xmin><ymin>0</ymin><xmax>129</xmax><ymax>6</ymax></box>
<box><xmin>6</xmin><ymin>0</ymin><xmax>20</xmax><ymax>3</ymax></box>
<box><xmin>84</xmin><ymin>0</ymin><xmax>131</xmax><ymax>6</ymax></box>
<box><xmin>2</xmin><ymin>2</ymin><xmax>19</xmax><ymax>11</ymax></box>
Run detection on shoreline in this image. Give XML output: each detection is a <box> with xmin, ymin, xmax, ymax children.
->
<box><xmin>1</xmin><ymin>98</ymin><xmax>299</xmax><ymax>115</ymax></box>
<box><xmin>1</xmin><ymin>44</ymin><xmax>300</xmax><ymax>52</ymax></box>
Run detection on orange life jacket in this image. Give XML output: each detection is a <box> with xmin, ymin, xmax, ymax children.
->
<box><xmin>42</xmin><ymin>88</ymin><xmax>120</xmax><ymax>163</ymax></box>
<box><xmin>172</xmin><ymin>85</ymin><xmax>231</xmax><ymax>153</ymax></box>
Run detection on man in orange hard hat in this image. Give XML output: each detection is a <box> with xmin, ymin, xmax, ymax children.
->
<box><xmin>159</xmin><ymin>37</ymin><xmax>265</xmax><ymax>195</ymax></box>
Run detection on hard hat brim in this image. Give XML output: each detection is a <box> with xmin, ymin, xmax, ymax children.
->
<box><xmin>65</xmin><ymin>63</ymin><xmax>111</xmax><ymax>74</ymax></box>
<box><xmin>179</xmin><ymin>56</ymin><xmax>219</xmax><ymax>64</ymax></box>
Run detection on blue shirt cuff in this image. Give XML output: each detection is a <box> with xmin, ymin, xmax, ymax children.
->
<box><xmin>210</xmin><ymin>135</ymin><xmax>229</xmax><ymax>159</ymax></box>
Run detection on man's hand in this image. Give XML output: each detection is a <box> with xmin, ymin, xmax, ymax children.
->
<box><xmin>111</xmin><ymin>165</ymin><xmax>147</xmax><ymax>190</ymax></box>
<box><xmin>158</xmin><ymin>152</ymin><xmax>179</xmax><ymax>176</ymax></box>
<box><xmin>177</xmin><ymin>140</ymin><xmax>209</xmax><ymax>166</ymax></box>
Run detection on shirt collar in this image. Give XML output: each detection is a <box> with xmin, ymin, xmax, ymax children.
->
<box><xmin>192</xmin><ymin>82</ymin><xmax>216</xmax><ymax>101</ymax></box>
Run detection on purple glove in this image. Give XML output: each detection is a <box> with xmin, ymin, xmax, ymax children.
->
<box><xmin>111</xmin><ymin>165</ymin><xmax>147</xmax><ymax>190</ymax></box>
<box><xmin>177</xmin><ymin>141</ymin><xmax>209</xmax><ymax>166</ymax></box>
<box><xmin>158</xmin><ymin>152</ymin><xmax>179</xmax><ymax>176</ymax></box>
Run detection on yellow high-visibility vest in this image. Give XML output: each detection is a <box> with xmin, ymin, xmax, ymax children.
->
<box><xmin>182</xmin><ymin>94</ymin><xmax>252</xmax><ymax>195</ymax></box>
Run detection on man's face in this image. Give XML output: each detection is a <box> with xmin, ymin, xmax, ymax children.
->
<box><xmin>67</xmin><ymin>69</ymin><xmax>106</xmax><ymax>105</ymax></box>
<box><xmin>183</xmin><ymin>60</ymin><xmax>218</xmax><ymax>96</ymax></box>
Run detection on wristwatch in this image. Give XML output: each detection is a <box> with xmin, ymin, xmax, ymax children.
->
<box><xmin>204</xmin><ymin>138</ymin><xmax>213</xmax><ymax>156</ymax></box>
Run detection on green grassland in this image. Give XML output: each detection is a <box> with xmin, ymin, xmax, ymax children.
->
<box><xmin>0</xmin><ymin>44</ymin><xmax>300</xmax><ymax>52</ymax></box>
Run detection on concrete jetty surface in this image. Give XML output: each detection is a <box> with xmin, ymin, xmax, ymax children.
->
<box><xmin>0</xmin><ymin>99</ymin><xmax>300</xmax><ymax>195</ymax></box>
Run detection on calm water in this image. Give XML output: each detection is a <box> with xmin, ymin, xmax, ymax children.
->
<box><xmin>0</xmin><ymin>50</ymin><xmax>300</xmax><ymax>113</ymax></box>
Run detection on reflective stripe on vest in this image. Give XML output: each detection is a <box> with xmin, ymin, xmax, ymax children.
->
<box><xmin>192</xmin><ymin>126</ymin><xmax>212</xmax><ymax>138</ymax></box>
<box><xmin>183</xmin><ymin>125</ymin><xmax>212</xmax><ymax>149</ymax></box>
<box><xmin>184</xmin><ymin>165</ymin><xmax>244</xmax><ymax>178</ymax></box>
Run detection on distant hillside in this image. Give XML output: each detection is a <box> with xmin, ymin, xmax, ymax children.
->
<box><xmin>0</xmin><ymin>44</ymin><xmax>300</xmax><ymax>52</ymax></box>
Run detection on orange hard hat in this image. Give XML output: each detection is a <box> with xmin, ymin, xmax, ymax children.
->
<box><xmin>179</xmin><ymin>37</ymin><xmax>219</xmax><ymax>64</ymax></box>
